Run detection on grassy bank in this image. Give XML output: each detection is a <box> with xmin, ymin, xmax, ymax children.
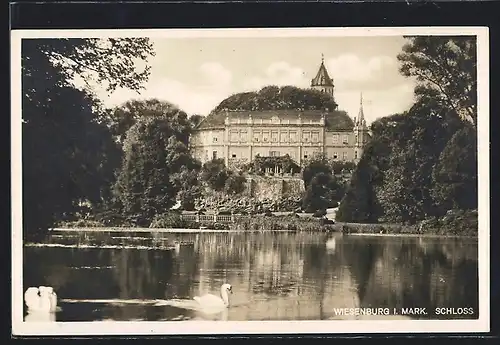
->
<box><xmin>58</xmin><ymin>213</ymin><xmax>335</xmax><ymax>232</ymax></box>
<box><xmin>338</xmin><ymin>209</ymin><xmax>478</xmax><ymax>237</ymax></box>
<box><xmin>56</xmin><ymin>209</ymin><xmax>478</xmax><ymax>237</ymax></box>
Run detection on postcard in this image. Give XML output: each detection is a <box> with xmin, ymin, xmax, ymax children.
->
<box><xmin>11</xmin><ymin>26</ymin><xmax>490</xmax><ymax>335</ymax></box>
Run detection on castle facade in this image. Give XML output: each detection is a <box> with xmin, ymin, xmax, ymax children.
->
<box><xmin>190</xmin><ymin>58</ymin><xmax>370</xmax><ymax>168</ymax></box>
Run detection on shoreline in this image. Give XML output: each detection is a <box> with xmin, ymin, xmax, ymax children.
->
<box><xmin>48</xmin><ymin>227</ymin><xmax>478</xmax><ymax>239</ymax></box>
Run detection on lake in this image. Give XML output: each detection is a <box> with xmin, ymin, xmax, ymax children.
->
<box><xmin>23</xmin><ymin>230</ymin><xmax>479</xmax><ymax>322</ymax></box>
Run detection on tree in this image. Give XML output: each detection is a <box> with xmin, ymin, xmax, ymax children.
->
<box><xmin>432</xmin><ymin>125</ymin><xmax>478</xmax><ymax>212</ymax></box>
<box><xmin>22</xmin><ymin>38</ymin><xmax>154</xmax><ymax>236</ymax></box>
<box><xmin>201</xmin><ymin>158</ymin><xmax>230</xmax><ymax>191</ymax></box>
<box><xmin>398</xmin><ymin>36</ymin><xmax>477</xmax><ymax>126</ymax></box>
<box><xmin>337</xmin><ymin>99</ymin><xmax>464</xmax><ymax>224</ymax></box>
<box><xmin>302</xmin><ymin>155</ymin><xmax>331</xmax><ymax>189</ymax></box>
<box><xmin>336</xmin><ymin>140</ymin><xmax>384</xmax><ymax>223</ymax></box>
<box><xmin>166</xmin><ymin>137</ymin><xmax>203</xmax><ymax>211</ymax></box>
<box><xmin>175</xmin><ymin>169</ymin><xmax>202</xmax><ymax>211</ymax></box>
<box><xmin>113</xmin><ymin>118</ymin><xmax>177</xmax><ymax>226</ymax></box>
<box><xmin>330</xmin><ymin>161</ymin><xmax>356</xmax><ymax>175</ymax></box>
<box><xmin>224</xmin><ymin>172</ymin><xmax>247</xmax><ymax>195</ymax></box>
<box><xmin>37</xmin><ymin>38</ymin><xmax>154</xmax><ymax>93</ymax></box>
<box><xmin>212</xmin><ymin>85</ymin><xmax>338</xmax><ymax>113</ymax></box>
<box><xmin>189</xmin><ymin>114</ymin><xmax>205</xmax><ymax>129</ymax></box>
<box><xmin>338</xmin><ymin>36</ymin><xmax>478</xmax><ymax>225</ymax></box>
<box><xmin>302</xmin><ymin>172</ymin><xmax>344</xmax><ymax>212</ymax></box>
<box><xmin>108</xmin><ymin>99</ymin><xmax>191</xmax><ymax>145</ymax></box>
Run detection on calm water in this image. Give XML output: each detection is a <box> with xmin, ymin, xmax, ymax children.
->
<box><xmin>23</xmin><ymin>231</ymin><xmax>479</xmax><ymax>322</ymax></box>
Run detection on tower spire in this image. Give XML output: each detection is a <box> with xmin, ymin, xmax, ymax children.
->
<box><xmin>321</xmin><ymin>53</ymin><xmax>324</xmax><ymax>64</ymax></box>
<box><xmin>358</xmin><ymin>92</ymin><xmax>365</xmax><ymax>123</ymax></box>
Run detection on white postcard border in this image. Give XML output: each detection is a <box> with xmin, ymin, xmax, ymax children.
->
<box><xmin>11</xmin><ymin>26</ymin><xmax>490</xmax><ymax>335</ymax></box>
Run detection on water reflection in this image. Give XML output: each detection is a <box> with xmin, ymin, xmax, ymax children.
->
<box><xmin>23</xmin><ymin>232</ymin><xmax>478</xmax><ymax>321</ymax></box>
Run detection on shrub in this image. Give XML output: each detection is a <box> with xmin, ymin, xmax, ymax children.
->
<box><xmin>150</xmin><ymin>212</ymin><xmax>187</xmax><ymax>228</ymax></box>
<box><xmin>229</xmin><ymin>214</ymin><xmax>336</xmax><ymax>232</ymax></box>
<box><xmin>224</xmin><ymin>172</ymin><xmax>247</xmax><ymax>195</ymax></box>
<box><xmin>313</xmin><ymin>209</ymin><xmax>327</xmax><ymax>217</ymax></box>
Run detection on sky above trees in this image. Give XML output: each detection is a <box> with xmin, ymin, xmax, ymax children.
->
<box><xmin>89</xmin><ymin>34</ymin><xmax>417</xmax><ymax>123</ymax></box>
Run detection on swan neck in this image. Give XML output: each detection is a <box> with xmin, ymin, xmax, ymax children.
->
<box><xmin>221</xmin><ymin>289</ymin><xmax>230</xmax><ymax>306</ymax></box>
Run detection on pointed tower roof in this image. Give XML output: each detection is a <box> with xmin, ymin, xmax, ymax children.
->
<box><xmin>358</xmin><ymin>92</ymin><xmax>365</xmax><ymax>121</ymax></box>
<box><xmin>311</xmin><ymin>54</ymin><xmax>334</xmax><ymax>87</ymax></box>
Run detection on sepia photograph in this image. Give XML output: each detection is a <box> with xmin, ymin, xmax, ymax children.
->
<box><xmin>11</xmin><ymin>27</ymin><xmax>489</xmax><ymax>335</ymax></box>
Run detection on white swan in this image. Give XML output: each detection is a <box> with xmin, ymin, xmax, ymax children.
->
<box><xmin>24</xmin><ymin>310</ymin><xmax>56</xmax><ymax>322</ymax></box>
<box><xmin>154</xmin><ymin>283</ymin><xmax>233</xmax><ymax>315</ymax></box>
<box><xmin>194</xmin><ymin>283</ymin><xmax>233</xmax><ymax>309</ymax></box>
<box><xmin>24</xmin><ymin>286</ymin><xmax>57</xmax><ymax>313</ymax></box>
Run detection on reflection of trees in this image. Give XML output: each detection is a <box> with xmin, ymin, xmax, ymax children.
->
<box><xmin>109</xmin><ymin>248</ymin><xmax>189</xmax><ymax>300</ymax></box>
<box><xmin>24</xmin><ymin>232</ymin><xmax>479</xmax><ymax>321</ymax></box>
<box><xmin>339</xmin><ymin>238</ymin><xmax>380</xmax><ymax>304</ymax></box>
<box><xmin>341</xmin><ymin>236</ymin><xmax>479</xmax><ymax>319</ymax></box>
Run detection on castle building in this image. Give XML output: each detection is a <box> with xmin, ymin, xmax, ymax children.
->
<box><xmin>190</xmin><ymin>57</ymin><xmax>371</xmax><ymax>168</ymax></box>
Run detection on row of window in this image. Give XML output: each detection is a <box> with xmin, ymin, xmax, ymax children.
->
<box><xmin>222</xmin><ymin>131</ymin><xmax>349</xmax><ymax>144</ymax></box>
<box><xmin>199</xmin><ymin>133</ymin><xmax>358</xmax><ymax>146</ymax></box>
<box><xmin>228</xmin><ymin>117</ymin><xmax>323</xmax><ymax>125</ymax></box>
<box><xmin>205</xmin><ymin>150</ymin><xmax>351</xmax><ymax>161</ymax></box>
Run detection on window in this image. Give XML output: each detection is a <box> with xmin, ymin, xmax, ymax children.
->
<box><xmin>333</xmin><ymin>152</ymin><xmax>338</xmax><ymax>160</ymax></box>
<box><xmin>230</xmin><ymin>131</ymin><xmax>238</xmax><ymax>142</ymax></box>
<box><xmin>354</xmin><ymin>151</ymin><xmax>358</xmax><ymax>159</ymax></box>
<box><xmin>269</xmin><ymin>151</ymin><xmax>280</xmax><ymax>157</ymax></box>
<box><xmin>280</xmin><ymin>131</ymin><xmax>288</xmax><ymax>142</ymax></box>
<box><xmin>205</xmin><ymin>150</ymin><xmax>209</xmax><ymax>160</ymax></box>
<box><xmin>343</xmin><ymin>152</ymin><xmax>348</xmax><ymax>160</ymax></box>
<box><xmin>212</xmin><ymin>151</ymin><xmax>217</xmax><ymax>160</ymax></box>
<box><xmin>262</xmin><ymin>131</ymin><xmax>269</xmax><ymax>142</ymax></box>
<box><xmin>332</xmin><ymin>134</ymin><xmax>339</xmax><ymax>144</ymax></box>
<box><xmin>213</xmin><ymin>137</ymin><xmax>218</xmax><ymax>143</ymax></box>
<box><xmin>342</xmin><ymin>135</ymin><xmax>348</xmax><ymax>144</ymax></box>
<box><xmin>290</xmin><ymin>131</ymin><xmax>297</xmax><ymax>142</ymax></box>
<box><xmin>253</xmin><ymin>131</ymin><xmax>260</xmax><ymax>142</ymax></box>
<box><xmin>304</xmin><ymin>155</ymin><xmax>308</xmax><ymax>159</ymax></box>
<box><xmin>312</xmin><ymin>131</ymin><xmax>319</xmax><ymax>142</ymax></box>
<box><xmin>232</xmin><ymin>154</ymin><xmax>237</xmax><ymax>158</ymax></box>
<box><xmin>271</xmin><ymin>131</ymin><xmax>278</xmax><ymax>142</ymax></box>
<box><xmin>303</xmin><ymin>131</ymin><xmax>310</xmax><ymax>142</ymax></box>
<box><xmin>240</xmin><ymin>130</ymin><xmax>247</xmax><ymax>142</ymax></box>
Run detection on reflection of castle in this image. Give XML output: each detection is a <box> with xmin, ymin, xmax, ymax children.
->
<box><xmin>190</xmin><ymin>57</ymin><xmax>371</xmax><ymax>167</ymax></box>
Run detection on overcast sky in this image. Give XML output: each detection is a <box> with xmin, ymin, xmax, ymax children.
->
<box><xmin>94</xmin><ymin>35</ymin><xmax>417</xmax><ymax>124</ymax></box>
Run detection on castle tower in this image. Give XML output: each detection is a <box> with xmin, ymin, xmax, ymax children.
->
<box><xmin>354</xmin><ymin>93</ymin><xmax>369</xmax><ymax>162</ymax></box>
<box><xmin>311</xmin><ymin>54</ymin><xmax>335</xmax><ymax>100</ymax></box>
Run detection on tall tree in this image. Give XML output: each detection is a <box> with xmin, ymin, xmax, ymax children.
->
<box><xmin>432</xmin><ymin>124</ymin><xmax>478</xmax><ymax>212</ymax></box>
<box><xmin>397</xmin><ymin>36</ymin><xmax>477</xmax><ymax>126</ymax></box>
<box><xmin>22</xmin><ymin>38</ymin><xmax>154</xmax><ymax>236</ymax></box>
<box><xmin>338</xmin><ymin>103</ymin><xmax>463</xmax><ymax>224</ymax></box>
<box><xmin>336</xmin><ymin>138</ymin><xmax>385</xmax><ymax>223</ymax></box>
<box><xmin>107</xmin><ymin>99</ymin><xmax>191</xmax><ymax>145</ymax></box>
<box><xmin>113</xmin><ymin>118</ymin><xmax>177</xmax><ymax>226</ymax></box>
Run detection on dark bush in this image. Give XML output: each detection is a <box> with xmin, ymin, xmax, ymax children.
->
<box><xmin>313</xmin><ymin>209</ymin><xmax>327</xmax><ymax>217</ymax></box>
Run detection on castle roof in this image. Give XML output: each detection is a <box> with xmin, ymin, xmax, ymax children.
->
<box><xmin>196</xmin><ymin>109</ymin><xmax>354</xmax><ymax>131</ymax></box>
<box><xmin>311</xmin><ymin>59</ymin><xmax>334</xmax><ymax>87</ymax></box>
